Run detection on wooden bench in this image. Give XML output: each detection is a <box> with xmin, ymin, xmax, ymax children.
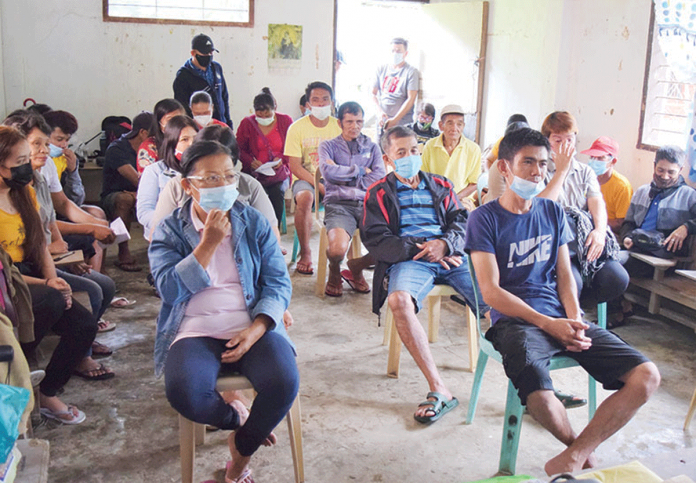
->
<box><xmin>625</xmin><ymin>251</ymin><xmax>696</xmax><ymax>332</ymax></box>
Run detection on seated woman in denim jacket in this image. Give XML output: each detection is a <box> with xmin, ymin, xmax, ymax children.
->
<box><xmin>148</xmin><ymin>140</ymin><xmax>298</xmax><ymax>483</ymax></box>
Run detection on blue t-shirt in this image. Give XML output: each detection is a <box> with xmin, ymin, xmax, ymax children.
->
<box><xmin>640</xmin><ymin>193</ymin><xmax>662</xmax><ymax>231</ymax></box>
<box><xmin>397</xmin><ymin>178</ymin><xmax>443</xmax><ymax>239</ymax></box>
<box><xmin>465</xmin><ymin>197</ymin><xmax>574</xmax><ymax>325</ymax></box>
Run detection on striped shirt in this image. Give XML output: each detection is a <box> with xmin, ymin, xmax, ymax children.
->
<box><xmin>397</xmin><ymin>178</ymin><xmax>443</xmax><ymax>239</ymax></box>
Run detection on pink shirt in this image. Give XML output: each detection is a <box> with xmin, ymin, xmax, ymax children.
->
<box><xmin>174</xmin><ymin>205</ymin><xmax>252</xmax><ymax>344</ymax></box>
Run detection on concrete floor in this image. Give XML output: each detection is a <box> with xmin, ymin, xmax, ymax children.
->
<box><xmin>33</xmin><ymin>219</ymin><xmax>696</xmax><ymax>483</ymax></box>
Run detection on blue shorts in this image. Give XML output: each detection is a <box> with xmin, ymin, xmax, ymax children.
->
<box><xmin>386</xmin><ymin>258</ymin><xmax>486</xmax><ymax>314</ymax></box>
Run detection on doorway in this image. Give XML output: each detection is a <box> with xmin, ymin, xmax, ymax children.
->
<box><xmin>334</xmin><ymin>0</ymin><xmax>488</xmax><ymax>143</ymax></box>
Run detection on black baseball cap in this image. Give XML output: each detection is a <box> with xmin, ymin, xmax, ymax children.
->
<box><xmin>125</xmin><ymin>111</ymin><xmax>154</xmax><ymax>139</ymax></box>
<box><xmin>192</xmin><ymin>34</ymin><xmax>219</xmax><ymax>55</ymax></box>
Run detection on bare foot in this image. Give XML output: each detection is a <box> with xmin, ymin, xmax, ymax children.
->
<box><xmin>583</xmin><ymin>452</ymin><xmax>597</xmax><ymax>469</ymax></box>
<box><xmin>229</xmin><ymin>400</ymin><xmax>277</xmax><ymax>446</ymax></box>
<box><xmin>544</xmin><ymin>446</ymin><xmax>585</xmax><ymax>476</ymax></box>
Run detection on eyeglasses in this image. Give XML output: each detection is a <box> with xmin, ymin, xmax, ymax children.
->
<box><xmin>187</xmin><ymin>173</ymin><xmax>237</xmax><ymax>186</ymax></box>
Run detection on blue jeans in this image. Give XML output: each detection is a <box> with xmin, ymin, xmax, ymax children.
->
<box><xmin>57</xmin><ymin>269</ymin><xmax>116</xmax><ymax>320</ymax></box>
<box><xmin>386</xmin><ymin>257</ymin><xmax>487</xmax><ymax>314</ymax></box>
<box><xmin>164</xmin><ymin>331</ymin><xmax>299</xmax><ymax>457</ymax></box>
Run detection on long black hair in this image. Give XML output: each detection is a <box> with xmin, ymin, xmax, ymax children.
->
<box><xmin>150</xmin><ymin>98</ymin><xmax>186</xmax><ymax>149</ymax></box>
<box><xmin>0</xmin><ymin>126</ymin><xmax>45</xmax><ymax>266</ymax></box>
<box><xmin>159</xmin><ymin>115</ymin><xmax>200</xmax><ymax>172</ymax></box>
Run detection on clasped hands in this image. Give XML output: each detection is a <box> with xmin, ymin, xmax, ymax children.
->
<box><xmin>413</xmin><ymin>239</ymin><xmax>461</xmax><ymax>270</ymax></box>
<box><xmin>542</xmin><ymin>318</ymin><xmax>592</xmax><ymax>352</ymax></box>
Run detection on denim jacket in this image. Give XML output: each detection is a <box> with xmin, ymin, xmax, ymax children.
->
<box><xmin>148</xmin><ymin>198</ymin><xmax>294</xmax><ymax>377</ymax></box>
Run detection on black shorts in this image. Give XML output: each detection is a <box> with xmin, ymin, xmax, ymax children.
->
<box><xmin>485</xmin><ymin>318</ymin><xmax>650</xmax><ymax>405</ymax></box>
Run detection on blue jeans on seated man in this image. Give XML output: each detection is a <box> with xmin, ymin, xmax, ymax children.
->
<box><xmin>386</xmin><ymin>256</ymin><xmax>488</xmax><ymax>315</ymax></box>
<box><xmin>164</xmin><ymin>331</ymin><xmax>299</xmax><ymax>457</ymax></box>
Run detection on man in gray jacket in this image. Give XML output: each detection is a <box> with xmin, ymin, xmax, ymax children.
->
<box><xmin>318</xmin><ymin>102</ymin><xmax>385</xmax><ymax>297</ymax></box>
<box><xmin>621</xmin><ymin>145</ymin><xmax>696</xmax><ymax>259</ymax></box>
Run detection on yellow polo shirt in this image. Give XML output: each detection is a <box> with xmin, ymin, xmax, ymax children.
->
<box><xmin>600</xmin><ymin>170</ymin><xmax>633</xmax><ymax>221</ymax></box>
<box><xmin>283</xmin><ymin>115</ymin><xmax>341</xmax><ymax>175</ymax></box>
<box><xmin>422</xmin><ymin>134</ymin><xmax>482</xmax><ymax>194</ymax></box>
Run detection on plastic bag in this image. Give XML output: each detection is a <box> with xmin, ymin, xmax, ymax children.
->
<box><xmin>0</xmin><ymin>384</ymin><xmax>30</xmax><ymax>464</ymax></box>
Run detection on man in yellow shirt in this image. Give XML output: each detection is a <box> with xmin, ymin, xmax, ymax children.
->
<box><xmin>421</xmin><ymin>104</ymin><xmax>481</xmax><ymax>202</ymax></box>
<box><xmin>284</xmin><ymin>81</ymin><xmax>342</xmax><ymax>274</ymax></box>
<box><xmin>580</xmin><ymin>136</ymin><xmax>632</xmax><ymax>234</ymax></box>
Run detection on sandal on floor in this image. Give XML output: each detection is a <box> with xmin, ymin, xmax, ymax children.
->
<box><xmin>110</xmin><ymin>296</ymin><xmax>136</xmax><ymax>308</ymax></box>
<box><xmin>607</xmin><ymin>309</ymin><xmax>634</xmax><ymax>330</ymax></box>
<box><xmin>114</xmin><ymin>260</ymin><xmax>142</xmax><ymax>272</ymax></box>
<box><xmin>225</xmin><ymin>463</ymin><xmax>254</xmax><ymax>483</ymax></box>
<box><xmin>325</xmin><ymin>278</ymin><xmax>343</xmax><ymax>297</ymax></box>
<box><xmin>91</xmin><ymin>341</ymin><xmax>113</xmax><ymax>358</ymax></box>
<box><xmin>97</xmin><ymin>318</ymin><xmax>116</xmax><ymax>333</ymax></box>
<box><xmin>340</xmin><ymin>269</ymin><xmax>370</xmax><ymax>293</ymax></box>
<box><xmin>414</xmin><ymin>391</ymin><xmax>459</xmax><ymax>424</ymax></box>
<box><xmin>73</xmin><ymin>363</ymin><xmax>115</xmax><ymax>381</ymax></box>
<box><xmin>296</xmin><ymin>261</ymin><xmax>314</xmax><ymax>275</ymax></box>
<box><xmin>555</xmin><ymin>391</ymin><xmax>587</xmax><ymax>409</ymax></box>
<box><xmin>40</xmin><ymin>405</ymin><xmax>86</xmax><ymax>425</ymax></box>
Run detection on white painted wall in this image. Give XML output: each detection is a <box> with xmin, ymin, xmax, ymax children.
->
<box><xmin>480</xmin><ymin>0</ymin><xmax>563</xmax><ymax>146</ymax></box>
<box><xmin>556</xmin><ymin>0</ymin><xmax>654</xmax><ymax>189</ymax></box>
<box><xmin>481</xmin><ymin>0</ymin><xmax>655</xmax><ymax>188</ymax></box>
<box><xmin>0</xmin><ymin>0</ymin><xmax>334</xmax><ymax>149</ymax></box>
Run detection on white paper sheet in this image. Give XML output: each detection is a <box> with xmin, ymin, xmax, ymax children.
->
<box><xmin>254</xmin><ymin>159</ymin><xmax>282</xmax><ymax>177</ymax></box>
<box><xmin>97</xmin><ymin>217</ymin><xmax>131</xmax><ymax>248</ymax></box>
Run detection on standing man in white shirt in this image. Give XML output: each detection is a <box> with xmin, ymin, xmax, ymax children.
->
<box><xmin>372</xmin><ymin>38</ymin><xmax>420</xmax><ymax>142</ymax></box>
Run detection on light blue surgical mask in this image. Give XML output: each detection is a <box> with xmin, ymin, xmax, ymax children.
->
<box><xmin>588</xmin><ymin>158</ymin><xmax>609</xmax><ymax>176</ymax></box>
<box><xmin>393</xmin><ymin>154</ymin><xmax>422</xmax><ymax>179</ymax></box>
<box><xmin>193</xmin><ymin>183</ymin><xmax>239</xmax><ymax>213</ymax></box>
<box><xmin>48</xmin><ymin>143</ymin><xmax>63</xmax><ymax>158</ymax></box>
<box><xmin>509</xmin><ymin>175</ymin><xmax>544</xmax><ymax>200</ymax></box>
<box><xmin>392</xmin><ymin>52</ymin><xmax>404</xmax><ymax>65</ymax></box>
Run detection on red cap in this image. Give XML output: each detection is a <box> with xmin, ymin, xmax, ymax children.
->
<box><xmin>580</xmin><ymin>136</ymin><xmax>619</xmax><ymax>157</ymax></box>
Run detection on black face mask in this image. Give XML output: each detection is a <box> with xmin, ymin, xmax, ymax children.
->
<box><xmin>196</xmin><ymin>54</ymin><xmax>212</xmax><ymax>68</ymax></box>
<box><xmin>2</xmin><ymin>163</ymin><xmax>33</xmax><ymax>189</ymax></box>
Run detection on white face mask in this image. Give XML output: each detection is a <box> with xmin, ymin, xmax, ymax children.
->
<box><xmin>193</xmin><ymin>115</ymin><xmax>212</xmax><ymax>127</ymax></box>
<box><xmin>392</xmin><ymin>52</ymin><xmax>404</xmax><ymax>65</ymax></box>
<box><xmin>310</xmin><ymin>105</ymin><xmax>332</xmax><ymax>121</ymax></box>
<box><xmin>255</xmin><ymin>113</ymin><xmax>275</xmax><ymax>126</ymax></box>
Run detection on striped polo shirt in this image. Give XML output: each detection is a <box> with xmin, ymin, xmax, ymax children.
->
<box><xmin>397</xmin><ymin>178</ymin><xmax>443</xmax><ymax>239</ymax></box>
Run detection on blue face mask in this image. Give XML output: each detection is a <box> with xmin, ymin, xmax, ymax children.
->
<box><xmin>509</xmin><ymin>175</ymin><xmax>544</xmax><ymax>200</ymax></box>
<box><xmin>193</xmin><ymin>183</ymin><xmax>239</xmax><ymax>212</ymax></box>
<box><xmin>393</xmin><ymin>154</ymin><xmax>422</xmax><ymax>179</ymax></box>
<box><xmin>48</xmin><ymin>143</ymin><xmax>63</xmax><ymax>158</ymax></box>
<box><xmin>588</xmin><ymin>159</ymin><xmax>609</xmax><ymax>176</ymax></box>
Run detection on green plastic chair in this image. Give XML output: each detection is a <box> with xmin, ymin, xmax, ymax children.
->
<box><xmin>464</xmin><ymin>257</ymin><xmax>606</xmax><ymax>475</ymax></box>
<box><xmin>281</xmin><ymin>202</ymin><xmax>287</xmax><ymax>235</ymax></box>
